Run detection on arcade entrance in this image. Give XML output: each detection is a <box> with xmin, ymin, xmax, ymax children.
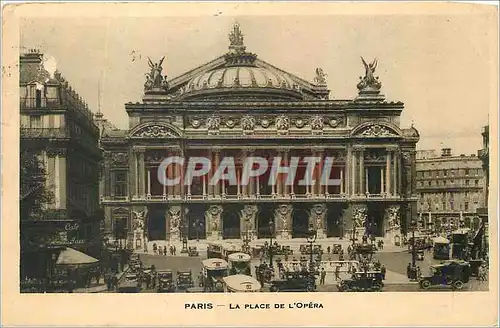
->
<box><xmin>222</xmin><ymin>204</ymin><xmax>243</xmax><ymax>239</ymax></box>
<box><xmin>326</xmin><ymin>204</ymin><xmax>346</xmax><ymax>237</ymax></box>
<box><xmin>292</xmin><ymin>203</ymin><xmax>310</xmax><ymax>238</ymax></box>
<box><xmin>366</xmin><ymin>203</ymin><xmax>385</xmax><ymax>237</ymax></box>
<box><xmin>187</xmin><ymin>204</ymin><xmax>206</xmax><ymax>240</ymax></box>
<box><xmin>257</xmin><ymin>203</ymin><xmax>276</xmax><ymax>238</ymax></box>
<box><xmin>147</xmin><ymin>205</ymin><xmax>166</xmax><ymax>241</ymax></box>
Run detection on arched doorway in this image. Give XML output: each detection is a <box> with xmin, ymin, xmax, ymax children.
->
<box><xmin>257</xmin><ymin>204</ymin><xmax>275</xmax><ymax>238</ymax></box>
<box><xmin>147</xmin><ymin>205</ymin><xmax>166</xmax><ymax>241</ymax></box>
<box><xmin>326</xmin><ymin>204</ymin><xmax>345</xmax><ymax>237</ymax></box>
<box><xmin>292</xmin><ymin>203</ymin><xmax>310</xmax><ymax>238</ymax></box>
<box><xmin>222</xmin><ymin>204</ymin><xmax>243</xmax><ymax>239</ymax></box>
<box><xmin>187</xmin><ymin>204</ymin><xmax>206</xmax><ymax>240</ymax></box>
<box><xmin>112</xmin><ymin>208</ymin><xmax>129</xmax><ymax>248</ymax></box>
<box><xmin>366</xmin><ymin>203</ymin><xmax>384</xmax><ymax>237</ymax></box>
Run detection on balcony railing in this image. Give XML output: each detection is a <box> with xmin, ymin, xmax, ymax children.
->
<box><xmin>21</xmin><ymin>127</ymin><xmax>70</xmax><ymax>139</ymax></box>
<box><xmin>20</xmin><ymin>98</ymin><xmax>64</xmax><ymax>109</ymax></box>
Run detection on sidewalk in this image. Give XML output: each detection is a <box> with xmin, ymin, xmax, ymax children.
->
<box><xmin>138</xmin><ymin>238</ymin><xmax>409</xmax><ymax>255</ymax></box>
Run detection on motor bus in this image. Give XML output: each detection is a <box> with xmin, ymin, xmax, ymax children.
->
<box><xmin>433</xmin><ymin>236</ymin><xmax>450</xmax><ymax>260</ymax></box>
<box><xmin>206</xmin><ymin>242</ymin><xmax>241</xmax><ymax>260</ymax></box>
<box><xmin>227</xmin><ymin>252</ymin><xmax>252</xmax><ymax>276</ymax></box>
<box><xmin>201</xmin><ymin>258</ymin><xmax>228</xmax><ymax>292</ymax></box>
<box><xmin>222</xmin><ymin>274</ymin><xmax>261</xmax><ymax>293</ymax></box>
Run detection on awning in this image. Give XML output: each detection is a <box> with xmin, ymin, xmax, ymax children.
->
<box><xmin>56</xmin><ymin>247</ymin><xmax>99</xmax><ymax>267</ymax></box>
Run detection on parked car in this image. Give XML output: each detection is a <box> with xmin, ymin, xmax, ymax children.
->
<box><xmin>419</xmin><ymin>260</ymin><xmax>471</xmax><ymax>290</ymax></box>
<box><xmin>157</xmin><ymin>270</ymin><xmax>175</xmax><ymax>292</ymax></box>
<box><xmin>176</xmin><ymin>270</ymin><xmax>194</xmax><ymax>290</ymax></box>
<box><xmin>269</xmin><ymin>271</ymin><xmax>316</xmax><ymax>292</ymax></box>
<box><xmin>118</xmin><ymin>273</ymin><xmax>140</xmax><ymax>293</ymax></box>
<box><xmin>337</xmin><ymin>271</ymin><xmax>384</xmax><ymax>292</ymax></box>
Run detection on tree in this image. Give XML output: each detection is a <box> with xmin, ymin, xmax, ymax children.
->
<box><xmin>20</xmin><ymin>150</ymin><xmax>54</xmax><ymax>221</ymax></box>
<box><xmin>20</xmin><ymin>150</ymin><xmax>56</xmax><ymax>251</ymax></box>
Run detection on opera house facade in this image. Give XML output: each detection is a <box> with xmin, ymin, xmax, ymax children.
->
<box><xmin>99</xmin><ymin>24</ymin><xmax>420</xmax><ymax>250</ymax></box>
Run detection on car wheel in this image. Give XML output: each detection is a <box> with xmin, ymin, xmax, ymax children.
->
<box><xmin>420</xmin><ymin>280</ymin><xmax>431</xmax><ymax>290</ymax></box>
<box><xmin>372</xmin><ymin>283</ymin><xmax>382</xmax><ymax>292</ymax></box>
<box><xmin>270</xmin><ymin>286</ymin><xmax>279</xmax><ymax>292</ymax></box>
<box><xmin>306</xmin><ymin>285</ymin><xmax>315</xmax><ymax>292</ymax></box>
<box><xmin>453</xmin><ymin>281</ymin><xmax>464</xmax><ymax>290</ymax></box>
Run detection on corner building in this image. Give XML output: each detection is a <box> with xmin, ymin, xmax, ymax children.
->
<box><xmin>100</xmin><ymin>25</ymin><xmax>419</xmax><ymax>250</ymax></box>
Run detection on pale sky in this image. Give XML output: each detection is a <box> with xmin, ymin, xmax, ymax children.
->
<box><xmin>20</xmin><ymin>13</ymin><xmax>494</xmax><ymax>155</ymax></box>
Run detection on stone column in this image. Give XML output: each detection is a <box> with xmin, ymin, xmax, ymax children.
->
<box><xmin>207</xmin><ymin>149</ymin><xmax>213</xmax><ymax>198</ymax></box>
<box><xmin>380</xmin><ymin>167</ymin><xmax>384</xmax><ymax>194</ymax></box>
<box><xmin>274</xmin><ymin>204</ymin><xmax>292</xmax><ymax>240</ymax></box>
<box><xmin>283</xmin><ymin>149</ymin><xmax>290</xmax><ymax>195</ymax></box>
<box><xmin>345</xmin><ymin>147</ymin><xmax>351</xmax><ymax>196</ymax></box>
<box><xmin>394</xmin><ymin>151</ymin><xmax>400</xmax><ymax>197</ymax></box>
<box><xmin>167</xmin><ymin>151</ymin><xmax>174</xmax><ymax>197</ymax></box>
<box><xmin>240</xmin><ymin>149</ymin><xmax>248</xmax><ymax>197</ymax></box>
<box><xmin>385</xmin><ymin>149</ymin><xmax>392</xmax><ymax>196</ymax></box>
<box><xmin>104</xmin><ymin>151</ymin><xmax>111</xmax><ymax>197</ymax></box>
<box><xmin>351</xmin><ymin>148</ymin><xmax>357</xmax><ymax>196</ymax></box>
<box><xmin>147</xmin><ymin>169</ymin><xmax>151</xmax><ymax>198</ymax></box>
<box><xmin>214</xmin><ymin>150</ymin><xmax>220</xmax><ymax>197</ymax></box>
<box><xmin>138</xmin><ymin>149</ymin><xmax>145</xmax><ymax>198</ymax></box>
<box><xmin>359</xmin><ymin>149</ymin><xmax>365</xmax><ymax>195</ymax></box>
<box><xmin>340</xmin><ymin>168</ymin><xmax>344</xmax><ymax>194</ymax></box>
<box><xmin>174</xmin><ymin>152</ymin><xmax>182</xmax><ymax>197</ymax></box>
<box><xmin>205</xmin><ymin>205</ymin><xmax>223</xmax><ymax>240</ymax></box>
<box><xmin>129</xmin><ymin>150</ymin><xmax>137</xmax><ymax>199</ymax></box>
<box><xmin>317</xmin><ymin>149</ymin><xmax>323</xmax><ymax>195</ymax></box>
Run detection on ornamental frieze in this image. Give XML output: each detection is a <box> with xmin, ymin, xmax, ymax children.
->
<box><xmin>293</xmin><ymin>117</ymin><xmax>307</xmax><ymax>129</ymax></box>
<box><xmin>241</xmin><ymin>115</ymin><xmax>256</xmax><ymax>132</ymax></box>
<box><xmin>224</xmin><ymin>117</ymin><xmax>238</xmax><ymax>129</ymax></box>
<box><xmin>189</xmin><ymin>117</ymin><xmax>203</xmax><ymax>129</ymax></box>
<box><xmin>276</xmin><ymin>115</ymin><xmax>290</xmax><ymax>135</ymax></box>
<box><xmin>145</xmin><ymin>151</ymin><xmax>167</xmax><ymax>163</ymax></box>
<box><xmin>259</xmin><ymin>117</ymin><xmax>272</xmax><ymax>128</ymax></box>
<box><xmin>132</xmin><ymin>124</ymin><xmax>179</xmax><ymax>138</ymax></box>
<box><xmin>360</xmin><ymin>124</ymin><xmax>396</xmax><ymax>137</ymax></box>
<box><xmin>111</xmin><ymin>152</ymin><xmax>129</xmax><ymax>166</ymax></box>
<box><xmin>327</xmin><ymin>117</ymin><xmax>343</xmax><ymax>128</ymax></box>
<box><xmin>207</xmin><ymin>115</ymin><xmax>221</xmax><ymax>134</ymax></box>
<box><xmin>311</xmin><ymin>115</ymin><xmax>324</xmax><ymax>134</ymax></box>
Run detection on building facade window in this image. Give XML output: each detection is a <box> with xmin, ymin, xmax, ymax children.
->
<box><xmin>475</xmin><ymin>180</ymin><xmax>479</xmax><ymax>186</ymax></box>
<box><xmin>464</xmin><ymin>202</ymin><xmax>469</xmax><ymax>211</ymax></box>
<box><xmin>113</xmin><ymin>171</ymin><xmax>128</xmax><ymax>197</ymax></box>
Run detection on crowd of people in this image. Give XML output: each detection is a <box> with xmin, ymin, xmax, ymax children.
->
<box><xmin>150</xmin><ymin>243</ymin><xmax>177</xmax><ymax>256</ymax></box>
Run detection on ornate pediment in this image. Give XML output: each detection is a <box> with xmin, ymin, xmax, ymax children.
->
<box><xmin>351</xmin><ymin>122</ymin><xmax>401</xmax><ymax>138</ymax></box>
<box><xmin>129</xmin><ymin>123</ymin><xmax>182</xmax><ymax>139</ymax></box>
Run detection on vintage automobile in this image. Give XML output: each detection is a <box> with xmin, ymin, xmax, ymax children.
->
<box><xmin>416</xmin><ymin>250</ymin><xmax>425</xmax><ymax>261</ymax></box>
<box><xmin>337</xmin><ymin>271</ymin><xmax>384</xmax><ymax>292</ymax></box>
<box><xmin>299</xmin><ymin>244</ymin><xmax>322</xmax><ymax>255</ymax></box>
<box><xmin>118</xmin><ymin>273</ymin><xmax>140</xmax><ymax>293</ymax></box>
<box><xmin>332</xmin><ymin>244</ymin><xmax>343</xmax><ymax>254</ymax></box>
<box><xmin>223</xmin><ymin>274</ymin><xmax>262</xmax><ymax>293</ymax></box>
<box><xmin>228</xmin><ymin>252</ymin><xmax>252</xmax><ymax>276</ymax></box>
<box><xmin>157</xmin><ymin>270</ymin><xmax>175</xmax><ymax>293</ymax></box>
<box><xmin>269</xmin><ymin>271</ymin><xmax>316</xmax><ymax>292</ymax></box>
<box><xmin>419</xmin><ymin>260</ymin><xmax>471</xmax><ymax>290</ymax></box>
<box><xmin>176</xmin><ymin>270</ymin><xmax>194</xmax><ymax>290</ymax></box>
<box><xmin>201</xmin><ymin>258</ymin><xmax>229</xmax><ymax>292</ymax></box>
<box><xmin>188</xmin><ymin>246</ymin><xmax>199</xmax><ymax>257</ymax></box>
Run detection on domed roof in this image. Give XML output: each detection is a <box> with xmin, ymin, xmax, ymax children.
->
<box><xmin>177</xmin><ymin>24</ymin><xmax>304</xmax><ymax>101</ymax></box>
<box><xmin>184</xmin><ymin>66</ymin><xmax>297</xmax><ymax>91</ymax></box>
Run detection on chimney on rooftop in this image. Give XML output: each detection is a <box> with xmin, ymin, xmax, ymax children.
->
<box><xmin>441</xmin><ymin>148</ymin><xmax>452</xmax><ymax>157</ymax></box>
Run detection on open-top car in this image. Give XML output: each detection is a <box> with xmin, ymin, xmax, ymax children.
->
<box><xmin>157</xmin><ymin>270</ymin><xmax>175</xmax><ymax>292</ymax></box>
<box><xmin>176</xmin><ymin>270</ymin><xmax>194</xmax><ymax>290</ymax></box>
<box><xmin>270</xmin><ymin>271</ymin><xmax>316</xmax><ymax>292</ymax></box>
<box><xmin>419</xmin><ymin>260</ymin><xmax>471</xmax><ymax>290</ymax></box>
<box><xmin>337</xmin><ymin>271</ymin><xmax>384</xmax><ymax>292</ymax></box>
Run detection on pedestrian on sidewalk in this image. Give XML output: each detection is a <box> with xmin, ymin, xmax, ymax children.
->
<box><xmin>380</xmin><ymin>265</ymin><xmax>386</xmax><ymax>280</ymax></box>
<box><xmin>163</xmin><ymin>246</ymin><xmax>167</xmax><ymax>256</ymax></box>
<box><xmin>320</xmin><ymin>268</ymin><xmax>326</xmax><ymax>285</ymax></box>
<box><xmin>335</xmin><ymin>266</ymin><xmax>340</xmax><ymax>281</ymax></box>
<box><xmin>153</xmin><ymin>243</ymin><xmax>157</xmax><ymax>255</ymax></box>
<box><xmin>173</xmin><ymin>246</ymin><xmax>177</xmax><ymax>256</ymax></box>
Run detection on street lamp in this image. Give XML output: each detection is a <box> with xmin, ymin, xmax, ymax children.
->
<box><xmin>307</xmin><ymin>225</ymin><xmax>317</xmax><ymax>291</ymax></box>
<box><xmin>410</xmin><ymin>218</ymin><xmax>417</xmax><ymax>279</ymax></box>
<box><xmin>181</xmin><ymin>220</ymin><xmax>188</xmax><ymax>254</ymax></box>
<box><xmin>268</xmin><ymin>218</ymin><xmax>275</xmax><ymax>268</ymax></box>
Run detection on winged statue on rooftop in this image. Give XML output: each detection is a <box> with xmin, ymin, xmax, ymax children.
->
<box><xmin>357</xmin><ymin>56</ymin><xmax>382</xmax><ymax>91</ymax></box>
<box><xmin>144</xmin><ymin>56</ymin><xmax>168</xmax><ymax>91</ymax></box>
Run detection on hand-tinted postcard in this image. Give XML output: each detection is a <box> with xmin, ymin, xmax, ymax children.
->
<box><xmin>1</xmin><ymin>2</ymin><xmax>498</xmax><ymax>326</ymax></box>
